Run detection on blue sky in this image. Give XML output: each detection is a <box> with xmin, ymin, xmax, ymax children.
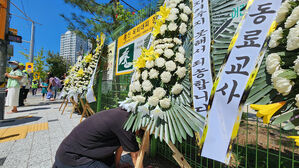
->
<box><xmin>9</xmin><ymin>0</ymin><xmax>150</xmax><ymax>65</ymax></box>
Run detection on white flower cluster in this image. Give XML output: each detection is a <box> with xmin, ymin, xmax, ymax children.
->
<box><xmin>296</xmin><ymin>94</ymin><xmax>299</xmax><ymax>108</ymax></box>
<box><xmin>266</xmin><ymin>53</ymin><xmax>281</xmax><ymax>74</ymax></box>
<box><xmin>269</xmin><ymin>27</ymin><xmax>283</xmax><ymax>48</ymax></box>
<box><xmin>271</xmin><ymin>69</ymin><xmax>294</xmax><ymax>96</ymax></box>
<box><xmin>294</xmin><ymin>56</ymin><xmax>299</xmax><ymax>75</ymax></box>
<box><xmin>62</xmin><ymin>44</ymin><xmax>102</xmax><ymax>97</ymax></box>
<box><xmin>285</xmin><ymin>5</ymin><xmax>299</xmax><ymax>28</ymax></box>
<box><xmin>287</xmin><ymin>22</ymin><xmax>299</xmax><ymax>51</ymax></box>
<box><xmin>276</xmin><ymin>0</ymin><xmax>291</xmax><ymax>24</ymax></box>
<box><xmin>122</xmin><ymin>0</ymin><xmax>192</xmax><ymax>119</ymax></box>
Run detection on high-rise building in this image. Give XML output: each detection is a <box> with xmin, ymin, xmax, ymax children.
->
<box><xmin>60</xmin><ymin>31</ymin><xmax>92</xmax><ymax>65</ymax></box>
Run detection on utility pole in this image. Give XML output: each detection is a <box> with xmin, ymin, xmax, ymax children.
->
<box><xmin>29</xmin><ymin>22</ymin><xmax>34</xmax><ymax>63</ymax></box>
<box><xmin>0</xmin><ymin>0</ymin><xmax>9</xmax><ymax>120</ymax></box>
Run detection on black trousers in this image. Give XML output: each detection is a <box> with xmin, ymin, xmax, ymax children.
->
<box><xmin>19</xmin><ymin>87</ymin><xmax>29</xmax><ymax>106</ymax></box>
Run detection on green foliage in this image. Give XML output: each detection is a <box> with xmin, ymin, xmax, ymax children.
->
<box><xmin>61</xmin><ymin>0</ymin><xmax>151</xmax><ymax>43</ymax></box>
<box><xmin>46</xmin><ymin>51</ymin><xmax>67</xmax><ymax>79</ymax></box>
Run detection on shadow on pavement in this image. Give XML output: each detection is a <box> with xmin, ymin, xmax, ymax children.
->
<box><xmin>0</xmin><ymin>116</ymin><xmax>42</xmax><ymax>128</ymax></box>
<box><xmin>17</xmin><ymin>107</ymin><xmax>51</xmax><ymax>113</ymax></box>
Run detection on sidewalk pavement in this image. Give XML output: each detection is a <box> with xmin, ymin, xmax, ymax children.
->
<box><xmin>0</xmin><ymin>93</ymin><xmax>82</xmax><ymax>168</ymax></box>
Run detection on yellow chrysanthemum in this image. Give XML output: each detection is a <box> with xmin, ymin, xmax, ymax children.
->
<box><xmin>250</xmin><ymin>101</ymin><xmax>286</xmax><ymax>124</ymax></box>
<box><xmin>84</xmin><ymin>54</ymin><xmax>93</xmax><ymax>63</ymax></box>
<box><xmin>156</xmin><ymin>4</ymin><xmax>170</xmax><ymax>22</ymax></box>
<box><xmin>287</xmin><ymin>136</ymin><xmax>299</xmax><ymax>146</ymax></box>
<box><xmin>77</xmin><ymin>68</ymin><xmax>84</xmax><ymax>77</ymax></box>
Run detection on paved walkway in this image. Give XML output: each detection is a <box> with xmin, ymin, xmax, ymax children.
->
<box><xmin>0</xmin><ymin>93</ymin><xmax>82</xmax><ymax>168</ymax></box>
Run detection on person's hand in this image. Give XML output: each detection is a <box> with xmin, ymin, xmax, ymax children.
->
<box><xmin>4</xmin><ymin>73</ymin><xmax>8</xmax><ymax>77</ymax></box>
<box><xmin>117</xmin><ymin>162</ymin><xmax>132</xmax><ymax>168</ymax></box>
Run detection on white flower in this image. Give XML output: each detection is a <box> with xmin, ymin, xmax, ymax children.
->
<box><xmin>175</xmin><ymin>66</ymin><xmax>186</xmax><ymax>79</ymax></box>
<box><xmin>142</xmin><ymin>80</ymin><xmax>153</xmax><ymax>92</ymax></box>
<box><xmin>272</xmin><ymin>69</ymin><xmax>294</xmax><ymax>96</ymax></box>
<box><xmin>148</xmin><ymin>96</ymin><xmax>159</xmax><ymax>106</ymax></box>
<box><xmin>153</xmin><ymin>40</ymin><xmax>159</xmax><ymax>46</ymax></box>
<box><xmin>173</xmin><ymin>38</ymin><xmax>182</xmax><ymax>45</ymax></box>
<box><xmin>128</xmin><ymin>92</ymin><xmax>133</xmax><ymax>98</ymax></box>
<box><xmin>180</xmin><ymin>13</ymin><xmax>188</xmax><ymax>22</ymax></box>
<box><xmin>142</xmin><ymin>70</ymin><xmax>148</xmax><ymax>80</ymax></box>
<box><xmin>151</xmin><ymin>106</ymin><xmax>164</xmax><ymax>120</ymax></box>
<box><xmin>276</xmin><ymin>0</ymin><xmax>291</xmax><ymax>24</ymax></box>
<box><xmin>269</xmin><ymin>27</ymin><xmax>283</xmax><ymax>48</ymax></box>
<box><xmin>130</xmin><ymin>83</ymin><xmax>136</xmax><ymax>92</ymax></box>
<box><xmin>133</xmin><ymin>95</ymin><xmax>146</xmax><ymax>103</ymax></box>
<box><xmin>169</xmin><ymin>2</ymin><xmax>177</xmax><ymax>8</ymax></box>
<box><xmin>183</xmin><ymin>6</ymin><xmax>192</xmax><ymax>15</ymax></box>
<box><xmin>138</xmin><ymin>103</ymin><xmax>150</xmax><ymax>116</ymax></box>
<box><xmin>171</xmin><ymin>83</ymin><xmax>183</xmax><ymax>95</ymax></box>
<box><xmin>266</xmin><ymin>53</ymin><xmax>281</xmax><ymax>74</ymax></box>
<box><xmin>160</xmin><ymin>97</ymin><xmax>171</xmax><ymax>109</ymax></box>
<box><xmin>153</xmin><ymin>87</ymin><xmax>166</xmax><ymax>99</ymax></box>
<box><xmin>164</xmin><ymin>49</ymin><xmax>174</xmax><ymax>58</ymax></box>
<box><xmin>165</xmin><ymin>43</ymin><xmax>174</xmax><ymax>48</ymax></box>
<box><xmin>168</xmin><ymin>22</ymin><xmax>178</xmax><ymax>31</ymax></box>
<box><xmin>178</xmin><ymin>46</ymin><xmax>185</xmax><ymax>55</ymax></box>
<box><xmin>166</xmin><ymin>14</ymin><xmax>178</xmax><ymax>21</ymax></box>
<box><xmin>156</xmin><ymin>48</ymin><xmax>164</xmax><ymax>55</ymax></box>
<box><xmin>160</xmin><ymin>71</ymin><xmax>172</xmax><ymax>83</ymax></box>
<box><xmin>175</xmin><ymin>52</ymin><xmax>186</xmax><ymax>64</ymax></box>
<box><xmin>165</xmin><ymin>38</ymin><xmax>173</xmax><ymax>42</ymax></box>
<box><xmin>179</xmin><ymin>23</ymin><xmax>187</xmax><ymax>34</ymax></box>
<box><xmin>133</xmin><ymin>81</ymin><xmax>142</xmax><ymax>92</ymax></box>
<box><xmin>133</xmin><ymin>71</ymin><xmax>141</xmax><ymax>81</ymax></box>
<box><xmin>178</xmin><ymin>3</ymin><xmax>185</xmax><ymax>9</ymax></box>
<box><xmin>285</xmin><ymin>6</ymin><xmax>299</xmax><ymax>28</ymax></box>
<box><xmin>146</xmin><ymin>60</ymin><xmax>155</xmax><ymax>69</ymax></box>
<box><xmin>165</xmin><ymin>60</ymin><xmax>177</xmax><ymax>72</ymax></box>
<box><xmin>155</xmin><ymin>57</ymin><xmax>166</xmax><ymax>68</ymax></box>
<box><xmin>128</xmin><ymin>101</ymin><xmax>139</xmax><ymax>113</ymax></box>
<box><xmin>294</xmin><ymin>56</ymin><xmax>299</xmax><ymax>75</ymax></box>
<box><xmin>295</xmin><ymin>94</ymin><xmax>299</xmax><ymax>108</ymax></box>
<box><xmin>160</xmin><ymin>24</ymin><xmax>167</xmax><ymax>35</ymax></box>
<box><xmin>287</xmin><ymin>23</ymin><xmax>299</xmax><ymax>51</ymax></box>
<box><xmin>171</xmin><ymin>8</ymin><xmax>179</xmax><ymax>14</ymax></box>
<box><xmin>149</xmin><ymin>69</ymin><xmax>159</xmax><ymax>79</ymax></box>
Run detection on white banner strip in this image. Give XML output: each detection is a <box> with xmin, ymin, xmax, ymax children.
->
<box><xmin>201</xmin><ymin>0</ymin><xmax>282</xmax><ymax>164</ymax></box>
<box><xmin>192</xmin><ymin>0</ymin><xmax>213</xmax><ymax>118</ymax></box>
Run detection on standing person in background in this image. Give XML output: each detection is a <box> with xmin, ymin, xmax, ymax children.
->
<box><xmin>40</xmin><ymin>79</ymin><xmax>48</xmax><ymax>101</ymax></box>
<box><xmin>5</xmin><ymin>61</ymin><xmax>23</xmax><ymax>114</ymax></box>
<box><xmin>18</xmin><ymin>63</ymin><xmax>27</xmax><ymax>106</ymax></box>
<box><xmin>60</xmin><ymin>73</ymin><xmax>66</xmax><ymax>90</ymax></box>
<box><xmin>22</xmin><ymin>70</ymin><xmax>31</xmax><ymax>103</ymax></box>
<box><xmin>48</xmin><ymin>73</ymin><xmax>62</xmax><ymax>101</ymax></box>
<box><xmin>31</xmin><ymin>80</ymin><xmax>38</xmax><ymax>96</ymax></box>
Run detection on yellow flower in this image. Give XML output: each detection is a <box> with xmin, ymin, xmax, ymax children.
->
<box><xmin>64</xmin><ymin>78</ymin><xmax>70</xmax><ymax>85</ymax></box>
<box><xmin>156</xmin><ymin>4</ymin><xmax>170</xmax><ymax>22</ymax></box>
<box><xmin>287</xmin><ymin>136</ymin><xmax>299</xmax><ymax>146</ymax></box>
<box><xmin>71</xmin><ymin>66</ymin><xmax>75</xmax><ymax>72</ymax></box>
<box><xmin>77</xmin><ymin>68</ymin><xmax>84</xmax><ymax>77</ymax></box>
<box><xmin>142</xmin><ymin>46</ymin><xmax>159</xmax><ymax>61</ymax></box>
<box><xmin>84</xmin><ymin>54</ymin><xmax>93</xmax><ymax>63</ymax></box>
<box><xmin>250</xmin><ymin>101</ymin><xmax>286</xmax><ymax>124</ymax></box>
<box><xmin>267</xmin><ymin>21</ymin><xmax>278</xmax><ymax>36</ymax></box>
<box><xmin>134</xmin><ymin>56</ymin><xmax>146</xmax><ymax>69</ymax></box>
<box><xmin>152</xmin><ymin>19</ymin><xmax>163</xmax><ymax>37</ymax></box>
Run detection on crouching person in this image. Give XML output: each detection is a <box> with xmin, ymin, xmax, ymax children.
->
<box><xmin>53</xmin><ymin>108</ymin><xmax>140</xmax><ymax>168</ymax></box>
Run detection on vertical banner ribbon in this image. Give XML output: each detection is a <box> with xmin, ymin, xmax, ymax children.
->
<box><xmin>86</xmin><ymin>33</ymin><xmax>106</xmax><ymax>103</ymax></box>
<box><xmin>201</xmin><ymin>0</ymin><xmax>282</xmax><ymax>164</ymax></box>
<box><xmin>192</xmin><ymin>0</ymin><xmax>213</xmax><ymax>119</ymax></box>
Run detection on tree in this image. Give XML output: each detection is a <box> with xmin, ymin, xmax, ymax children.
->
<box><xmin>61</xmin><ymin>0</ymin><xmax>150</xmax><ymax>43</ymax></box>
<box><xmin>46</xmin><ymin>51</ymin><xmax>67</xmax><ymax>78</ymax></box>
<box><xmin>19</xmin><ymin>48</ymin><xmax>47</xmax><ymax>80</ymax></box>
